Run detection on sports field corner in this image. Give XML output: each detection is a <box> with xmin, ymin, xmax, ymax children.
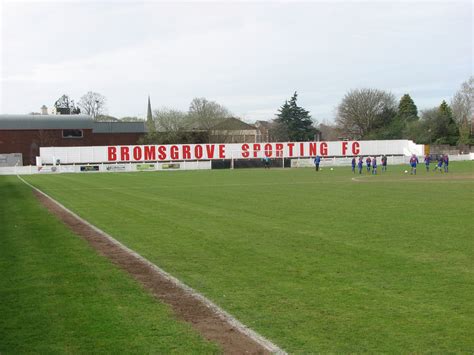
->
<box><xmin>1</xmin><ymin>161</ymin><xmax>474</xmax><ymax>353</ymax></box>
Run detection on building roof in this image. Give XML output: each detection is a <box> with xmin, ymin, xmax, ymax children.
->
<box><xmin>93</xmin><ymin>121</ymin><xmax>146</xmax><ymax>133</ymax></box>
<box><xmin>0</xmin><ymin>114</ymin><xmax>146</xmax><ymax>133</ymax></box>
<box><xmin>0</xmin><ymin>114</ymin><xmax>94</xmax><ymax>130</ymax></box>
<box><xmin>211</xmin><ymin>117</ymin><xmax>256</xmax><ymax>131</ymax></box>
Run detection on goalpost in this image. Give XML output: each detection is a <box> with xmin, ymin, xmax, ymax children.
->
<box><xmin>228</xmin><ymin>149</ymin><xmax>287</xmax><ymax>169</ymax></box>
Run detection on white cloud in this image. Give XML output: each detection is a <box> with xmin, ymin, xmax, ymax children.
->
<box><xmin>1</xmin><ymin>1</ymin><xmax>472</xmax><ymax>120</ymax></box>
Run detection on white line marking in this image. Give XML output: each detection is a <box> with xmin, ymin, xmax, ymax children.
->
<box><xmin>352</xmin><ymin>175</ymin><xmax>474</xmax><ymax>183</ymax></box>
<box><xmin>17</xmin><ymin>174</ymin><xmax>286</xmax><ymax>354</ymax></box>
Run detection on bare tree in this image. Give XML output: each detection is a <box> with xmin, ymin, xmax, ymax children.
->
<box><xmin>138</xmin><ymin>108</ymin><xmax>192</xmax><ymax>144</ymax></box>
<box><xmin>451</xmin><ymin>77</ymin><xmax>473</xmax><ymax>123</ymax></box>
<box><xmin>318</xmin><ymin>120</ymin><xmax>341</xmax><ymax>141</ymax></box>
<box><xmin>336</xmin><ymin>88</ymin><xmax>396</xmax><ymax>138</ymax></box>
<box><xmin>451</xmin><ymin>77</ymin><xmax>474</xmax><ymax>144</ymax></box>
<box><xmin>187</xmin><ymin>97</ymin><xmax>230</xmax><ymax>130</ymax></box>
<box><xmin>154</xmin><ymin>108</ymin><xmax>187</xmax><ymax>132</ymax></box>
<box><xmin>78</xmin><ymin>91</ymin><xmax>106</xmax><ymax>118</ymax></box>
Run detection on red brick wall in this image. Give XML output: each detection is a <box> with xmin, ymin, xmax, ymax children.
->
<box><xmin>0</xmin><ymin>129</ymin><xmax>144</xmax><ymax>165</ymax></box>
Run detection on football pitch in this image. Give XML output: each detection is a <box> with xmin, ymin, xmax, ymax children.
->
<box><xmin>3</xmin><ymin>161</ymin><xmax>474</xmax><ymax>352</ymax></box>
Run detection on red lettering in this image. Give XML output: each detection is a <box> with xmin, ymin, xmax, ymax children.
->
<box><xmin>170</xmin><ymin>145</ymin><xmax>179</xmax><ymax>160</ymax></box>
<box><xmin>195</xmin><ymin>145</ymin><xmax>203</xmax><ymax>159</ymax></box>
<box><xmin>320</xmin><ymin>142</ymin><xmax>328</xmax><ymax>156</ymax></box>
<box><xmin>264</xmin><ymin>143</ymin><xmax>272</xmax><ymax>157</ymax></box>
<box><xmin>275</xmin><ymin>143</ymin><xmax>283</xmax><ymax>157</ymax></box>
<box><xmin>242</xmin><ymin>143</ymin><xmax>250</xmax><ymax>158</ymax></box>
<box><xmin>120</xmin><ymin>146</ymin><xmax>130</xmax><ymax>161</ymax></box>
<box><xmin>205</xmin><ymin>145</ymin><xmax>215</xmax><ymax>159</ymax></box>
<box><xmin>309</xmin><ymin>142</ymin><xmax>317</xmax><ymax>156</ymax></box>
<box><xmin>182</xmin><ymin>145</ymin><xmax>191</xmax><ymax>159</ymax></box>
<box><xmin>352</xmin><ymin>141</ymin><xmax>360</xmax><ymax>155</ymax></box>
<box><xmin>342</xmin><ymin>141</ymin><xmax>348</xmax><ymax>156</ymax></box>
<box><xmin>287</xmin><ymin>143</ymin><xmax>295</xmax><ymax>157</ymax></box>
<box><xmin>144</xmin><ymin>146</ymin><xmax>156</xmax><ymax>161</ymax></box>
<box><xmin>108</xmin><ymin>147</ymin><xmax>117</xmax><ymax>161</ymax></box>
<box><xmin>133</xmin><ymin>146</ymin><xmax>142</xmax><ymax>161</ymax></box>
<box><xmin>218</xmin><ymin>145</ymin><xmax>225</xmax><ymax>159</ymax></box>
<box><xmin>300</xmin><ymin>142</ymin><xmax>304</xmax><ymax>156</ymax></box>
<box><xmin>157</xmin><ymin>146</ymin><xmax>166</xmax><ymax>160</ymax></box>
<box><xmin>253</xmin><ymin>144</ymin><xmax>261</xmax><ymax>158</ymax></box>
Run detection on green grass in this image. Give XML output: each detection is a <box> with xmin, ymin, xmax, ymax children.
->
<box><xmin>19</xmin><ymin>161</ymin><xmax>474</xmax><ymax>352</ymax></box>
<box><xmin>0</xmin><ymin>175</ymin><xmax>219</xmax><ymax>354</ymax></box>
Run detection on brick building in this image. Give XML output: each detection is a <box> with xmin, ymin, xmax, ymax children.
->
<box><xmin>0</xmin><ymin>114</ymin><xmax>146</xmax><ymax>165</ymax></box>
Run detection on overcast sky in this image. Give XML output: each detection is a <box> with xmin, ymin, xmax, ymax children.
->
<box><xmin>0</xmin><ymin>0</ymin><xmax>472</xmax><ymax>123</ymax></box>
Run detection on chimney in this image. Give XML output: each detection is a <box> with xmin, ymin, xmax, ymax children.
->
<box><xmin>40</xmin><ymin>105</ymin><xmax>48</xmax><ymax>115</ymax></box>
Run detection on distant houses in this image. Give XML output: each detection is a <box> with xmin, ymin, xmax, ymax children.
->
<box><xmin>0</xmin><ymin>97</ymin><xmax>289</xmax><ymax>166</ymax></box>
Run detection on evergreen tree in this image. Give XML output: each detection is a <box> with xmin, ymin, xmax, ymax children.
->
<box><xmin>437</xmin><ymin>100</ymin><xmax>458</xmax><ymax>145</ymax></box>
<box><xmin>275</xmin><ymin>92</ymin><xmax>315</xmax><ymax>141</ymax></box>
<box><xmin>397</xmin><ymin>94</ymin><xmax>418</xmax><ymax>121</ymax></box>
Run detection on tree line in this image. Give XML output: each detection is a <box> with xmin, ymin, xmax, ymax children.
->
<box><xmin>45</xmin><ymin>76</ymin><xmax>473</xmax><ymax>146</ymax></box>
<box><xmin>334</xmin><ymin>76</ymin><xmax>473</xmax><ymax>146</ymax></box>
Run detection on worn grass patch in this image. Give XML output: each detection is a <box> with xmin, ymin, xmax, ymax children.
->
<box><xmin>24</xmin><ymin>161</ymin><xmax>474</xmax><ymax>352</ymax></box>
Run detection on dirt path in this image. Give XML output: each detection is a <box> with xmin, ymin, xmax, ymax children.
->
<box><xmin>33</xmin><ymin>190</ymin><xmax>284</xmax><ymax>354</ymax></box>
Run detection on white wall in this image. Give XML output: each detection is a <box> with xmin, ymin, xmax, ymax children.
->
<box><xmin>39</xmin><ymin>140</ymin><xmax>425</xmax><ymax>165</ymax></box>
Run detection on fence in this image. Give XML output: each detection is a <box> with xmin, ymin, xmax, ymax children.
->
<box><xmin>1</xmin><ymin>153</ymin><xmax>471</xmax><ymax>176</ymax></box>
<box><xmin>0</xmin><ymin>161</ymin><xmax>212</xmax><ymax>175</ymax></box>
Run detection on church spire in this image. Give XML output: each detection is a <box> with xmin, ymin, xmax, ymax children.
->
<box><xmin>146</xmin><ymin>95</ymin><xmax>155</xmax><ymax>132</ymax></box>
<box><xmin>147</xmin><ymin>95</ymin><xmax>152</xmax><ymax>121</ymax></box>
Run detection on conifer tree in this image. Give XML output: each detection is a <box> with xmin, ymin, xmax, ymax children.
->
<box><xmin>397</xmin><ymin>94</ymin><xmax>418</xmax><ymax>121</ymax></box>
<box><xmin>275</xmin><ymin>92</ymin><xmax>315</xmax><ymax>141</ymax></box>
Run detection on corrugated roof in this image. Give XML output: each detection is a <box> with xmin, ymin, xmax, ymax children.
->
<box><xmin>0</xmin><ymin>114</ymin><xmax>94</xmax><ymax>130</ymax></box>
<box><xmin>0</xmin><ymin>114</ymin><xmax>146</xmax><ymax>133</ymax></box>
<box><xmin>93</xmin><ymin>121</ymin><xmax>146</xmax><ymax>133</ymax></box>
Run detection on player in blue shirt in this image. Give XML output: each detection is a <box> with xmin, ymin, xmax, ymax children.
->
<box><xmin>357</xmin><ymin>157</ymin><xmax>363</xmax><ymax>174</ymax></box>
<box><xmin>381</xmin><ymin>155</ymin><xmax>387</xmax><ymax>172</ymax></box>
<box><xmin>366</xmin><ymin>156</ymin><xmax>372</xmax><ymax>172</ymax></box>
<box><xmin>372</xmin><ymin>157</ymin><xmax>377</xmax><ymax>175</ymax></box>
<box><xmin>314</xmin><ymin>155</ymin><xmax>321</xmax><ymax>172</ymax></box>
<box><xmin>443</xmin><ymin>155</ymin><xmax>449</xmax><ymax>173</ymax></box>
<box><xmin>424</xmin><ymin>154</ymin><xmax>431</xmax><ymax>172</ymax></box>
<box><xmin>351</xmin><ymin>157</ymin><xmax>356</xmax><ymax>173</ymax></box>
<box><xmin>434</xmin><ymin>156</ymin><xmax>443</xmax><ymax>172</ymax></box>
<box><xmin>409</xmin><ymin>154</ymin><xmax>419</xmax><ymax>175</ymax></box>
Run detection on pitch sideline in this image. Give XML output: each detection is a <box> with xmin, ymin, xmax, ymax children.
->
<box><xmin>17</xmin><ymin>174</ymin><xmax>286</xmax><ymax>354</ymax></box>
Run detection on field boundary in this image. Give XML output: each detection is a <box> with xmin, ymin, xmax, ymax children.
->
<box><xmin>17</xmin><ymin>175</ymin><xmax>286</xmax><ymax>354</ymax></box>
<box><xmin>351</xmin><ymin>174</ymin><xmax>474</xmax><ymax>183</ymax></box>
